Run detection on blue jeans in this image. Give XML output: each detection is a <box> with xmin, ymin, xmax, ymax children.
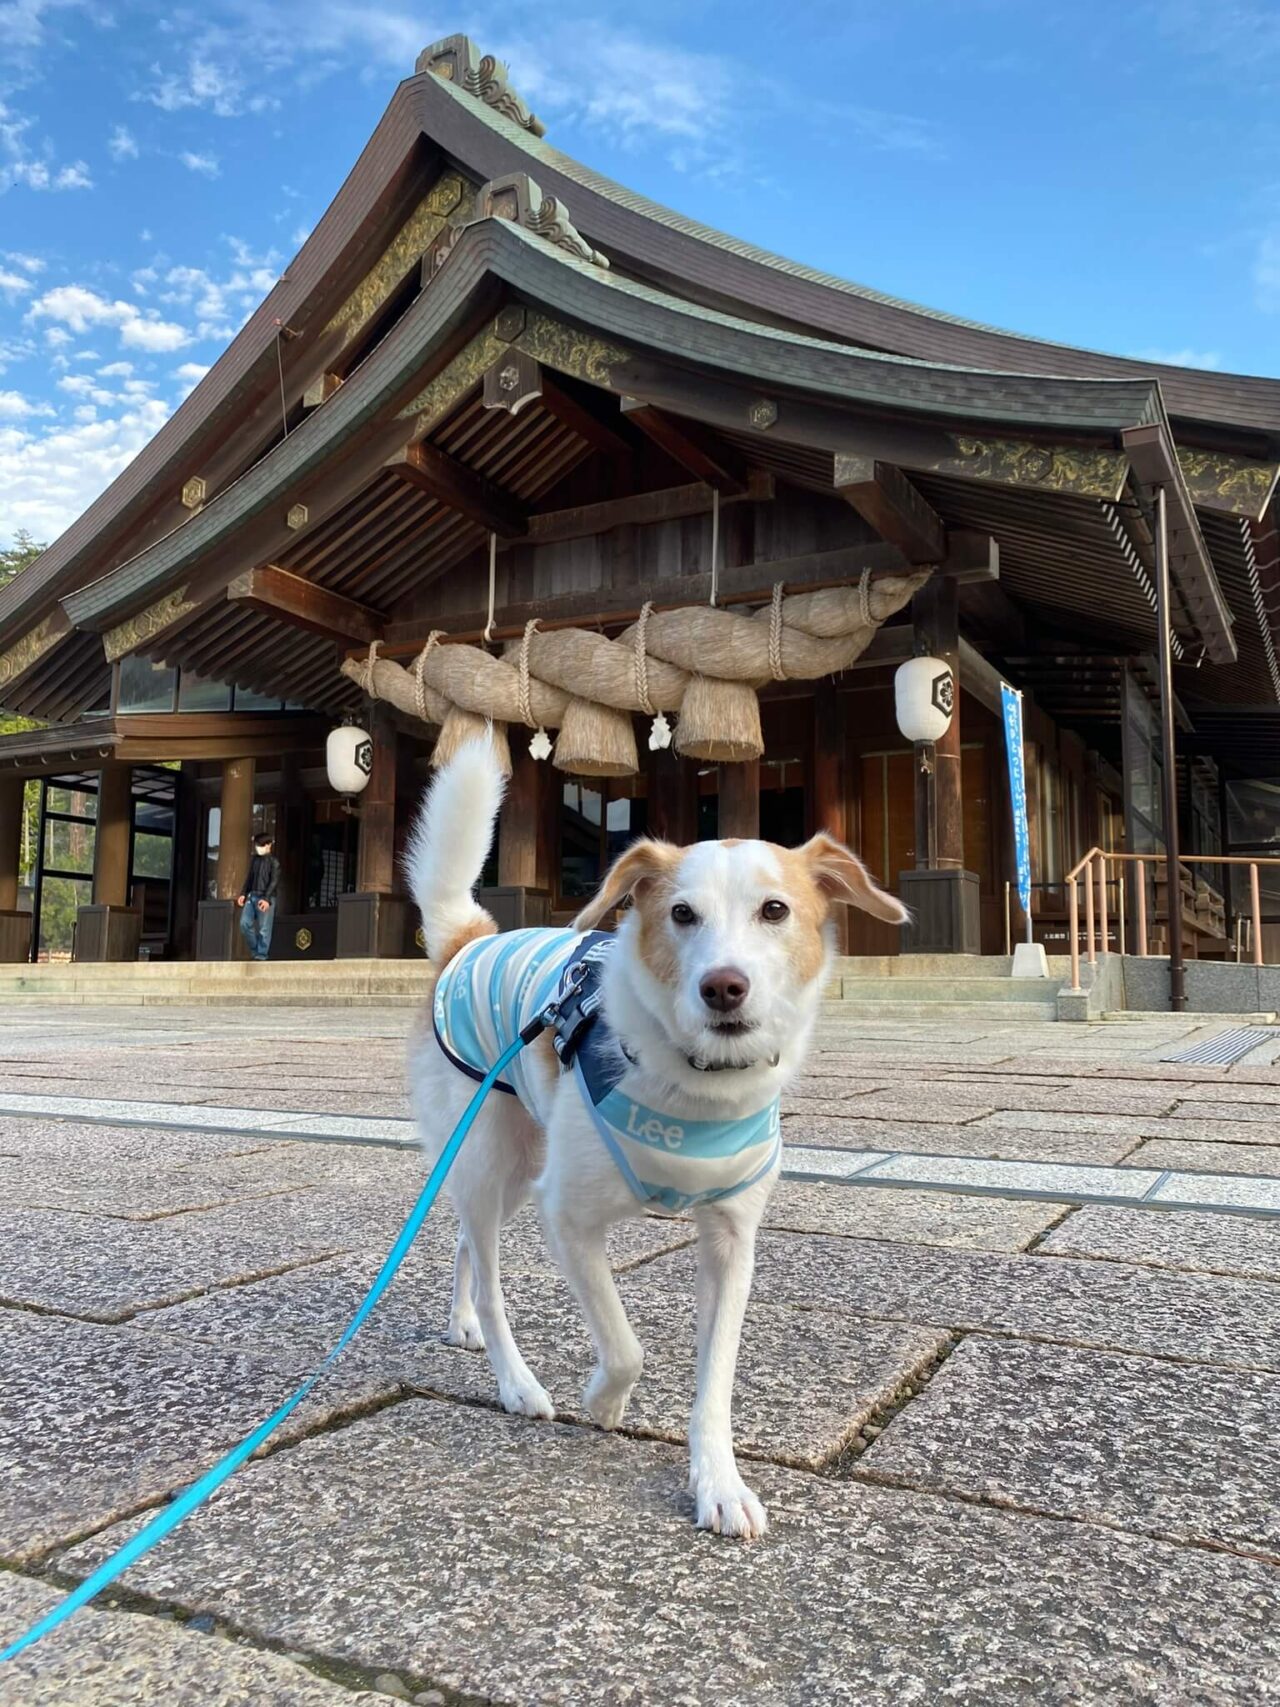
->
<box><xmin>239</xmin><ymin>893</ymin><xmax>275</xmax><ymax>961</ymax></box>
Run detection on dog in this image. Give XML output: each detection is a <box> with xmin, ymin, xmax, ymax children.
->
<box><xmin>406</xmin><ymin>738</ymin><xmax>909</xmax><ymax>1538</ymax></box>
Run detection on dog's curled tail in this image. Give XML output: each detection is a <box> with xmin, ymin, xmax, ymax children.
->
<box><xmin>405</xmin><ymin>735</ymin><xmax>505</xmax><ymax>966</ymax></box>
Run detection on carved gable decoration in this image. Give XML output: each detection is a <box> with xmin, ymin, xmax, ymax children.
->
<box><xmin>416</xmin><ymin>35</ymin><xmax>546</xmax><ymax>138</ymax></box>
<box><xmin>479</xmin><ymin>173</ymin><xmax>609</xmax><ymax>270</ymax></box>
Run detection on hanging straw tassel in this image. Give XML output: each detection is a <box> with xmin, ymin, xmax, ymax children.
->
<box><xmin>553</xmin><ymin>698</ymin><xmax>638</xmax><ymax>777</ymax></box>
<box><xmin>433</xmin><ymin>708</ymin><xmax>512</xmax><ymax>775</ymax></box>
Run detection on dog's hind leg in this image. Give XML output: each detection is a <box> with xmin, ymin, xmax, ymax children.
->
<box><xmin>445</xmin><ymin>1234</ymin><xmax>484</xmax><ymax>1351</ymax></box>
<box><xmin>447</xmin><ymin>1100</ymin><xmax>552</xmax><ymax>1419</ymax></box>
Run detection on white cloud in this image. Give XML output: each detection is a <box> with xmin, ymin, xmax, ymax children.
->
<box><xmin>26</xmin><ymin>283</ymin><xmax>192</xmax><ymax>352</ymax></box>
<box><xmin>42</xmin><ymin>325</ymin><xmax>71</xmax><ymax>346</ymax></box>
<box><xmin>174</xmin><ymin>360</ymin><xmax>210</xmax><ymax>382</ymax></box>
<box><xmin>4</xmin><ymin>252</ymin><xmax>44</xmax><ymax>274</ymax></box>
<box><xmin>1128</xmin><ymin>346</ymin><xmax>1223</xmax><ymax>371</ymax></box>
<box><xmin>0</xmin><ymin>395</ymin><xmax>173</xmax><ymax>546</ymax></box>
<box><xmin>108</xmin><ymin>124</ymin><xmax>139</xmax><ymax>161</ymax></box>
<box><xmin>97</xmin><ymin>359</ymin><xmax>134</xmax><ymax>377</ymax></box>
<box><xmin>0</xmin><ymin>389</ymin><xmax>53</xmax><ymax>419</ymax></box>
<box><xmin>179</xmin><ymin>149</ymin><xmax>220</xmax><ymax>177</ymax></box>
<box><xmin>0</xmin><ymin>267</ymin><xmax>33</xmax><ymax>296</ymax></box>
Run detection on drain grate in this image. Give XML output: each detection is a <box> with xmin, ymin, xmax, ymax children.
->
<box><xmin>1162</xmin><ymin>1026</ymin><xmax>1280</xmax><ymax>1066</ymax></box>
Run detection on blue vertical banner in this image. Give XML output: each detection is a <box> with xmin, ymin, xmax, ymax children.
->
<box><xmin>1001</xmin><ymin>682</ymin><xmax>1032</xmax><ymax>933</ymax></box>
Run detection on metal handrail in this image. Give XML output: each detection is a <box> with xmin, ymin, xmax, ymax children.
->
<box><xmin>1066</xmin><ymin>848</ymin><xmax>1280</xmax><ymax>990</ymax></box>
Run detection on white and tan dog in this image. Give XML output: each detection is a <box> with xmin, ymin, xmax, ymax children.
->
<box><xmin>407</xmin><ymin>739</ymin><xmax>908</xmax><ymax>1537</ymax></box>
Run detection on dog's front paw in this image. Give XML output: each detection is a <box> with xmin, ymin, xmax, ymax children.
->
<box><xmin>498</xmin><ymin>1375</ymin><xmax>555</xmax><ymax>1420</ymax></box>
<box><xmin>692</xmin><ymin>1474</ymin><xmax>768</xmax><ymax>1540</ymax></box>
<box><xmin>444</xmin><ymin>1315</ymin><xmax>485</xmax><ymax>1351</ymax></box>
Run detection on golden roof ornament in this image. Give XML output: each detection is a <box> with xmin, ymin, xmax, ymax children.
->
<box><xmin>417</xmin><ymin>35</ymin><xmax>546</xmax><ymax>138</ymax></box>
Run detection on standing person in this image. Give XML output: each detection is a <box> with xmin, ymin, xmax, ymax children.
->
<box><xmin>236</xmin><ymin>833</ymin><xmax>280</xmax><ymax>962</ymax></box>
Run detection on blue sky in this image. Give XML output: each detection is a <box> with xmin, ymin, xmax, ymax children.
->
<box><xmin>2</xmin><ymin>0</ymin><xmax>1279</xmax><ymax>550</ymax></box>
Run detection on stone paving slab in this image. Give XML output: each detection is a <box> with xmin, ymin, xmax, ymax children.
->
<box><xmin>852</xmin><ymin>1084</ymin><xmax>1182</xmax><ymax>1118</ymax></box>
<box><xmin>643</xmin><ymin>1232</ymin><xmax>1280</xmax><ymax>1371</ymax></box>
<box><xmin>864</xmin><ymin>1336</ymin><xmax>1280</xmax><ymax>1558</ymax></box>
<box><xmin>782</xmin><ymin>1144</ymin><xmax>890</xmax><ymax>1178</ymax></box>
<box><xmin>782</xmin><ymin>1114</ymin><xmax>1140</xmax><ymax>1163</ymax></box>
<box><xmin>0</xmin><ymin>1311</ymin><xmax>399</xmax><ymax>1565</ymax></box>
<box><xmin>782</xmin><ymin>1095</ymin><xmax>992</xmax><ymax>1123</ymax></box>
<box><xmin>1151</xmin><ymin>1171</ymin><xmax>1280</xmax><ymax>1212</ymax></box>
<box><xmin>0</xmin><ymin>1206</ymin><xmax>344</xmax><ymax>1320</ymax></box>
<box><xmin>0</xmin><ymin>1577</ymin><xmax>386</xmax><ymax>1707</ymax></box>
<box><xmin>140</xmin><ymin>1259</ymin><xmax>945</xmax><ymax>1470</ymax></box>
<box><xmin>1128</xmin><ymin>1138</ymin><xmax>1280</xmax><ymax>1178</ymax></box>
<box><xmin>860</xmin><ymin>1153</ymin><xmax>1161</xmax><ymax>1200</ymax></box>
<box><xmin>1039</xmin><ymin>1205</ymin><xmax>1280</xmax><ymax>1282</ymax></box>
<box><xmin>763</xmin><ymin>1179</ymin><xmax>1065</xmax><ymax>1251</ymax></box>
<box><xmin>63</xmin><ymin>1398</ymin><xmax>1280</xmax><ymax>1706</ymax></box>
<box><xmin>0</xmin><ymin>1113</ymin><xmax>282</xmax><ymax>1166</ymax></box>
<box><xmin>1168</xmin><ymin>1099</ymin><xmax>1280</xmax><ymax>1124</ymax></box>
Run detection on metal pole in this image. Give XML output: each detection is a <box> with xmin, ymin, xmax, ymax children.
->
<box><xmin>1251</xmin><ymin>862</ymin><xmax>1264</xmax><ymax>968</ymax></box>
<box><xmin>1136</xmin><ymin>858</ymin><xmax>1148</xmax><ymax>957</ymax></box>
<box><xmin>1154</xmin><ymin>486</ymin><xmax>1187</xmax><ymax>1012</ymax></box>
<box><xmin>1069</xmin><ymin>875</ymin><xmax>1080</xmax><ymax>991</ymax></box>
<box><xmin>1004</xmin><ymin>882</ymin><xmax>1011</xmax><ymax>956</ymax></box>
<box><xmin>1085</xmin><ymin>853</ymin><xmax>1097</xmax><ymax>964</ymax></box>
<box><xmin>1096</xmin><ymin>855</ymin><xmax>1109</xmax><ymax>956</ymax></box>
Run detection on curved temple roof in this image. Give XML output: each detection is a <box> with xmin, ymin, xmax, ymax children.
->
<box><xmin>0</xmin><ymin>34</ymin><xmax>1278</xmax><ymax>742</ymax></box>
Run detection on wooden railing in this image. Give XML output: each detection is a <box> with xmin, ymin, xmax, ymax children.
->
<box><xmin>1065</xmin><ymin>849</ymin><xmax>1280</xmax><ymax>991</ymax></box>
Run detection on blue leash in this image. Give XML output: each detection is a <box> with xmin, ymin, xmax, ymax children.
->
<box><xmin>1</xmin><ymin>1021</ymin><xmax>544</xmax><ymax>1664</ymax></box>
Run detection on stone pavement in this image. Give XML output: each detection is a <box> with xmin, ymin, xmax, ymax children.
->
<box><xmin>0</xmin><ymin>1001</ymin><xmax>1278</xmax><ymax>1703</ymax></box>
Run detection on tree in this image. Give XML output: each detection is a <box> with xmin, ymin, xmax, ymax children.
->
<box><xmin>0</xmin><ymin>530</ymin><xmax>43</xmax><ymax>592</ymax></box>
<box><xmin>0</xmin><ymin>533</ymin><xmax>49</xmax><ymax>889</ymax></box>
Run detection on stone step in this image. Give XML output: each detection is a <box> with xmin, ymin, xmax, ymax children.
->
<box><xmin>821</xmin><ymin>999</ymin><xmax>1058</xmax><ymax>1024</ymax></box>
<box><xmin>835</xmin><ymin>976</ymin><xmax>1061</xmax><ymax>1004</ymax></box>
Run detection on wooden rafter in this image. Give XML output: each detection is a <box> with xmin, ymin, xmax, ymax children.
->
<box><xmin>538</xmin><ymin>371</ymin><xmax>633</xmax><ymax>463</ymax></box>
<box><xmin>386</xmin><ymin>441</ymin><xmax>528</xmax><ymax>537</ymax></box>
<box><xmin>833</xmin><ymin>456</ymin><xmax>945</xmax><ymax>563</ymax></box>
<box><xmin>619</xmin><ymin>398</ymin><xmax>748</xmax><ymax>494</ymax></box>
<box><xmin>227</xmin><ymin>565</ymin><xmax>385</xmax><ymax>645</ymax></box>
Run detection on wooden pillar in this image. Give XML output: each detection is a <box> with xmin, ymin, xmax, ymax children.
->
<box><xmin>93</xmin><ymin>765</ymin><xmax>132</xmax><ymax>907</ymax></box>
<box><xmin>356</xmin><ymin>705</ymin><xmax>397</xmax><ymax>894</ymax></box>
<box><xmin>169</xmin><ymin>762</ymin><xmax>200</xmax><ymax>958</ymax></box>
<box><xmin>912</xmin><ymin>578</ymin><xmax>963</xmax><ymax>870</ymax></box>
<box><xmin>499</xmin><ymin>746</ymin><xmax>544</xmax><ymax>888</ymax></box>
<box><xmin>810</xmin><ymin>678</ymin><xmax>849</xmax><ymax>952</ymax></box>
<box><xmin>647</xmin><ymin>743</ymin><xmax>695</xmax><ymax>844</ymax></box>
<box><xmin>214</xmin><ymin>757</ymin><xmax>255</xmax><ymax>900</ymax></box>
<box><xmin>718</xmin><ymin>759</ymin><xmax>760</xmax><ymax>839</ymax></box>
<box><xmin>0</xmin><ymin>777</ymin><xmax>23</xmax><ymax>912</ymax></box>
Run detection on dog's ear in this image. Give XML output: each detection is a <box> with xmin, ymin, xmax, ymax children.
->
<box><xmin>574</xmin><ymin>839</ymin><xmax>680</xmax><ymax>930</ymax></box>
<box><xmin>800</xmin><ymin>832</ymin><xmax>910</xmax><ymax>924</ymax></box>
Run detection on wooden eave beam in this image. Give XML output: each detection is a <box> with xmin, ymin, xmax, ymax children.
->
<box><xmin>227</xmin><ymin>565</ymin><xmax>385</xmax><ymax>646</ymax></box>
<box><xmin>619</xmin><ymin>399</ymin><xmax>749</xmax><ymax>494</ymax></box>
<box><xmin>380</xmin><ymin>539</ymin><xmax>914</xmax><ymax>654</ymax></box>
<box><xmin>833</xmin><ymin>456</ymin><xmax>946</xmax><ymax>563</ymax></box>
<box><xmin>538</xmin><ymin>371</ymin><xmax>633</xmax><ymax>463</ymax></box>
<box><xmin>386</xmin><ymin>440</ymin><xmax>528</xmax><ymax>537</ymax></box>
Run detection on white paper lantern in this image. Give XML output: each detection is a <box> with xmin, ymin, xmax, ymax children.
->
<box><xmin>327</xmin><ymin>724</ymin><xmax>374</xmax><ymax>794</ymax></box>
<box><xmin>894</xmin><ymin>657</ymin><xmax>954</xmax><ymax>743</ymax></box>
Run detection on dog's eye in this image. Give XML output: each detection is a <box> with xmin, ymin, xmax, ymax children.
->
<box><xmin>760</xmin><ymin>899</ymin><xmax>790</xmax><ymax>923</ymax></box>
<box><xmin>670</xmin><ymin>902</ymin><xmax>697</xmax><ymax>926</ymax></box>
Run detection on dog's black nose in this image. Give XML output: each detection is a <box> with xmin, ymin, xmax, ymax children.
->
<box><xmin>700</xmin><ymin>967</ymin><xmax>750</xmax><ymax>1013</ymax></box>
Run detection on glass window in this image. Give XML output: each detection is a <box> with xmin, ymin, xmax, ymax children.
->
<box><xmin>177</xmin><ymin>671</ymin><xmax>232</xmax><ymax>712</ymax></box>
<box><xmin>37</xmin><ymin>875</ymin><xmax>90</xmax><ymax>961</ymax></box>
<box><xmin>118</xmin><ymin>654</ymin><xmax>177</xmax><ymax>713</ymax></box>
<box><xmin>44</xmin><ymin>816</ymin><xmax>94</xmax><ymax>874</ymax></box>
<box><xmin>233</xmin><ymin>684</ymin><xmax>285</xmax><ymax>712</ymax></box>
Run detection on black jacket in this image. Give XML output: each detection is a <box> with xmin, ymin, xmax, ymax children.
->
<box><xmin>242</xmin><ymin>852</ymin><xmax>280</xmax><ymax>901</ymax></box>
